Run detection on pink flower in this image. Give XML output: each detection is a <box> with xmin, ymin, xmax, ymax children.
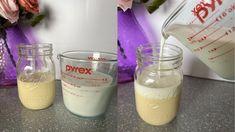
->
<box><xmin>18</xmin><ymin>0</ymin><xmax>39</xmax><ymax>14</ymax></box>
<box><xmin>118</xmin><ymin>0</ymin><xmax>133</xmax><ymax>11</ymax></box>
<box><xmin>0</xmin><ymin>0</ymin><xmax>19</xmax><ymax>23</ymax></box>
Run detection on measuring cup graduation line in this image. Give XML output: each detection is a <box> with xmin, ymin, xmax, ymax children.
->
<box><xmin>62</xmin><ymin>72</ymin><xmax>85</xmax><ymax>80</ymax></box>
<box><xmin>188</xmin><ymin>3</ymin><xmax>235</xmax><ymax>40</ymax></box>
<box><xmin>62</xmin><ymin>71</ymin><xmax>109</xmax><ymax>82</ymax></box>
<box><xmin>191</xmin><ymin>26</ymin><xmax>222</xmax><ymax>44</ymax></box>
<box><xmin>191</xmin><ymin>17</ymin><xmax>233</xmax><ymax>44</ymax></box>
<box><xmin>208</xmin><ymin>40</ymin><xmax>233</xmax><ymax>53</ymax></box>
<box><xmin>195</xmin><ymin>26</ymin><xmax>234</xmax><ymax>51</ymax></box>
<box><xmin>199</xmin><ymin>32</ymin><xmax>228</xmax><ymax>50</ymax></box>
<box><xmin>188</xmin><ymin>18</ymin><xmax>218</xmax><ymax>41</ymax></box>
<box><xmin>62</xmin><ymin>79</ymin><xmax>81</xmax><ymax>89</ymax></box>
<box><xmin>209</xmin><ymin>48</ymin><xmax>234</xmax><ymax>60</ymax></box>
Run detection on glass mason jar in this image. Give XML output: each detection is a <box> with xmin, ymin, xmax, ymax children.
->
<box><xmin>16</xmin><ymin>44</ymin><xmax>56</xmax><ymax>110</ymax></box>
<box><xmin>134</xmin><ymin>44</ymin><xmax>183</xmax><ymax>126</ymax></box>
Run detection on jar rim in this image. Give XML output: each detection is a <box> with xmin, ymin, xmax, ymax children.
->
<box><xmin>18</xmin><ymin>43</ymin><xmax>53</xmax><ymax>56</ymax></box>
<box><xmin>137</xmin><ymin>43</ymin><xmax>183</xmax><ymax>62</ymax></box>
<box><xmin>58</xmin><ymin>50</ymin><xmax>117</xmax><ymax>62</ymax></box>
<box><xmin>18</xmin><ymin>43</ymin><xmax>52</xmax><ymax>49</ymax></box>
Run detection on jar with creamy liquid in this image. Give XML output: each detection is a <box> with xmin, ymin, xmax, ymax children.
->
<box><xmin>16</xmin><ymin>44</ymin><xmax>56</xmax><ymax>110</ymax></box>
<box><xmin>134</xmin><ymin>44</ymin><xmax>183</xmax><ymax>125</ymax></box>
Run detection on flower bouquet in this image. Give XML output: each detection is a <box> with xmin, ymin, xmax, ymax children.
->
<box><xmin>117</xmin><ymin>0</ymin><xmax>166</xmax><ymax>83</ymax></box>
<box><xmin>0</xmin><ymin>0</ymin><xmax>44</xmax><ymax>86</ymax></box>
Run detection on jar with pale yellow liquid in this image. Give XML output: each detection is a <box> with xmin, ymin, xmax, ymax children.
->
<box><xmin>134</xmin><ymin>44</ymin><xmax>183</xmax><ymax>126</ymax></box>
<box><xmin>16</xmin><ymin>44</ymin><xmax>56</xmax><ymax>110</ymax></box>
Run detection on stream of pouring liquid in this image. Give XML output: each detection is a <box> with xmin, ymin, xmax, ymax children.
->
<box><xmin>158</xmin><ymin>36</ymin><xmax>167</xmax><ymax>74</ymax></box>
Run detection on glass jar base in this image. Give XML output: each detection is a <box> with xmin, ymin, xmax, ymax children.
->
<box><xmin>64</xmin><ymin>104</ymin><xmax>106</xmax><ymax>118</ymax></box>
<box><xmin>21</xmin><ymin>103</ymin><xmax>53</xmax><ymax>110</ymax></box>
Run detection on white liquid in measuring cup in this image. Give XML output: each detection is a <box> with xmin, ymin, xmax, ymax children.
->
<box><xmin>164</xmin><ymin>24</ymin><xmax>234</xmax><ymax>80</ymax></box>
<box><xmin>134</xmin><ymin>65</ymin><xmax>182</xmax><ymax>125</ymax></box>
<box><xmin>61</xmin><ymin>71</ymin><xmax>115</xmax><ymax>117</ymax></box>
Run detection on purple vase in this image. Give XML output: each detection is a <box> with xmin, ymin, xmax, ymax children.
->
<box><xmin>118</xmin><ymin>9</ymin><xmax>149</xmax><ymax>83</ymax></box>
<box><xmin>0</xmin><ymin>25</ymin><xmax>36</xmax><ymax>86</ymax></box>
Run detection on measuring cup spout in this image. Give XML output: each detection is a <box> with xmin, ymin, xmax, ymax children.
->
<box><xmin>161</xmin><ymin>0</ymin><xmax>186</xmax><ymax>38</ymax></box>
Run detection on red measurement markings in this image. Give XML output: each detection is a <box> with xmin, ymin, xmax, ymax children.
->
<box><xmin>82</xmin><ymin>77</ymin><xmax>109</xmax><ymax>82</ymax></box>
<box><xmin>189</xmin><ymin>26</ymin><xmax>221</xmax><ymax>44</ymax></box>
<box><xmin>191</xmin><ymin>16</ymin><xmax>233</xmax><ymax>44</ymax></box>
<box><xmin>209</xmin><ymin>48</ymin><xmax>234</xmax><ymax>60</ymax></box>
<box><xmin>62</xmin><ymin>79</ymin><xmax>81</xmax><ymax>88</ymax></box>
<box><xmin>188</xmin><ymin>3</ymin><xmax>235</xmax><ymax>41</ymax></box>
<box><xmin>62</xmin><ymin>72</ymin><xmax>84</xmax><ymax>80</ymax></box>
<box><xmin>188</xmin><ymin>19</ymin><xmax>218</xmax><ymax>41</ymax></box>
<box><xmin>208</xmin><ymin>40</ymin><xmax>232</xmax><ymax>53</ymax></box>
<box><xmin>62</xmin><ymin>71</ymin><xmax>110</xmax><ymax>83</ymax></box>
<box><xmin>216</xmin><ymin>3</ymin><xmax>235</xmax><ymax>22</ymax></box>
<box><xmin>190</xmin><ymin>8</ymin><xmax>220</xmax><ymax>24</ymax></box>
<box><xmin>194</xmin><ymin>26</ymin><xmax>235</xmax><ymax>51</ymax></box>
<box><xmin>200</xmin><ymin>32</ymin><xmax>226</xmax><ymax>49</ymax></box>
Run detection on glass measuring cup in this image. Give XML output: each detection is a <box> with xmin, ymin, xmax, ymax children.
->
<box><xmin>162</xmin><ymin>0</ymin><xmax>235</xmax><ymax>80</ymax></box>
<box><xmin>58</xmin><ymin>51</ymin><xmax>117</xmax><ymax>117</ymax></box>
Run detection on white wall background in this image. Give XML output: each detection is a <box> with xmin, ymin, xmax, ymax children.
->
<box><xmin>33</xmin><ymin>0</ymin><xmax>231</xmax><ymax>81</ymax></box>
<box><xmin>133</xmin><ymin>0</ymin><xmax>231</xmax><ymax>81</ymax></box>
<box><xmin>34</xmin><ymin>0</ymin><xmax>117</xmax><ymax>79</ymax></box>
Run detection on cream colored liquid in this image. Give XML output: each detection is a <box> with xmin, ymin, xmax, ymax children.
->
<box><xmin>134</xmin><ymin>67</ymin><xmax>182</xmax><ymax>125</ymax></box>
<box><xmin>17</xmin><ymin>73</ymin><xmax>55</xmax><ymax>110</ymax></box>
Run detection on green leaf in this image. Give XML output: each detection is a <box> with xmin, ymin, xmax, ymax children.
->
<box><xmin>31</xmin><ymin>14</ymin><xmax>45</xmax><ymax>27</ymax></box>
<box><xmin>144</xmin><ymin>0</ymin><xmax>167</xmax><ymax>14</ymax></box>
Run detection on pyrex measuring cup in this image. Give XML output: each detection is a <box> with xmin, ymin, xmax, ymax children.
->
<box><xmin>58</xmin><ymin>51</ymin><xmax>117</xmax><ymax>117</ymax></box>
<box><xmin>162</xmin><ymin>0</ymin><xmax>235</xmax><ymax>80</ymax></box>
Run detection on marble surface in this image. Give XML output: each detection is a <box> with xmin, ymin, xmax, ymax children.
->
<box><xmin>0</xmin><ymin>81</ymin><xmax>117</xmax><ymax>132</ymax></box>
<box><xmin>0</xmin><ymin>76</ymin><xmax>234</xmax><ymax>132</ymax></box>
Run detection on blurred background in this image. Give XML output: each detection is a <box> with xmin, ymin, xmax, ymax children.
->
<box><xmin>34</xmin><ymin>0</ymin><xmax>228</xmax><ymax>81</ymax></box>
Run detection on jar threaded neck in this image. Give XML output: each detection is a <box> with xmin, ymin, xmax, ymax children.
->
<box><xmin>18</xmin><ymin>43</ymin><xmax>53</xmax><ymax>57</ymax></box>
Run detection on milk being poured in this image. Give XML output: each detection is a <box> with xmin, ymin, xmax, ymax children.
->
<box><xmin>160</xmin><ymin>0</ymin><xmax>234</xmax><ymax>80</ymax></box>
<box><xmin>162</xmin><ymin>24</ymin><xmax>234</xmax><ymax>80</ymax></box>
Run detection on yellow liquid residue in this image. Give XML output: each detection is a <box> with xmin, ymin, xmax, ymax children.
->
<box><xmin>134</xmin><ymin>71</ymin><xmax>182</xmax><ymax>125</ymax></box>
<box><xmin>135</xmin><ymin>89</ymin><xmax>181</xmax><ymax>125</ymax></box>
<box><xmin>17</xmin><ymin>73</ymin><xmax>55</xmax><ymax>110</ymax></box>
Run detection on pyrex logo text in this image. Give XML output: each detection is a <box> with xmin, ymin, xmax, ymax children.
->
<box><xmin>66</xmin><ymin>65</ymin><xmax>92</xmax><ymax>75</ymax></box>
<box><xmin>192</xmin><ymin>0</ymin><xmax>223</xmax><ymax>23</ymax></box>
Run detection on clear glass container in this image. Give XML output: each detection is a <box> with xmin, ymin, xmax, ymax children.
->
<box><xmin>134</xmin><ymin>44</ymin><xmax>183</xmax><ymax>125</ymax></box>
<box><xmin>58</xmin><ymin>51</ymin><xmax>117</xmax><ymax>117</ymax></box>
<box><xmin>16</xmin><ymin>44</ymin><xmax>56</xmax><ymax>110</ymax></box>
<box><xmin>161</xmin><ymin>0</ymin><xmax>234</xmax><ymax>80</ymax></box>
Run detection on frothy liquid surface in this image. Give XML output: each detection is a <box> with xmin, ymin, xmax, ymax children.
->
<box><xmin>61</xmin><ymin>72</ymin><xmax>116</xmax><ymax>117</ymax></box>
<box><xmin>134</xmin><ymin>67</ymin><xmax>182</xmax><ymax>125</ymax></box>
<box><xmin>17</xmin><ymin>73</ymin><xmax>55</xmax><ymax>110</ymax></box>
